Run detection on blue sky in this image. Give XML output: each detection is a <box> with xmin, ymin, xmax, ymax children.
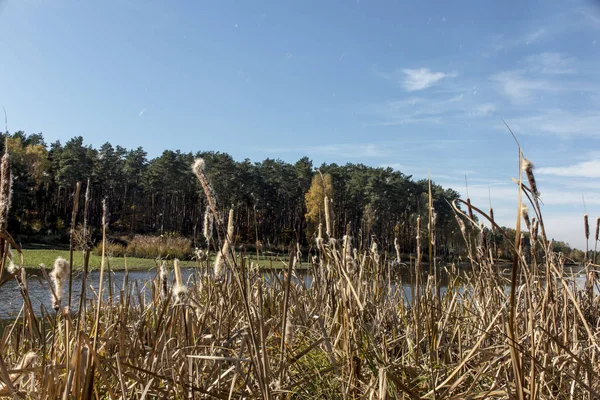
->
<box><xmin>1</xmin><ymin>0</ymin><xmax>600</xmax><ymax>250</ymax></box>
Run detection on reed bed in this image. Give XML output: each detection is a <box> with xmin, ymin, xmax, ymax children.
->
<box><xmin>0</xmin><ymin>152</ymin><xmax>599</xmax><ymax>399</ymax></box>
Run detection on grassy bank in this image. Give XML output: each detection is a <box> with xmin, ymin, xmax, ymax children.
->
<box><xmin>18</xmin><ymin>248</ymin><xmax>293</xmax><ymax>271</ymax></box>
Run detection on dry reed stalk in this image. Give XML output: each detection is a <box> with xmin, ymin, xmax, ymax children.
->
<box><xmin>0</xmin><ymin>152</ymin><xmax>11</xmax><ymax>277</ymax></box>
<box><xmin>324</xmin><ymin>196</ymin><xmax>331</xmax><ymax>237</ymax></box>
<box><xmin>67</xmin><ymin>181</ymin><xmax>81</xmax><ymax>309</ymax></box>
<box><xmin>173</xmin><ymin>259</ymin><xmax>187</xmax><ymax>304</ymax></box>
<box><xmin>214</xmin><ymin>208</ymin><xmax>234</xmax><ymax>280</ymax></box>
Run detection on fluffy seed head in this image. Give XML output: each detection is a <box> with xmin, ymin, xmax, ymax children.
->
<box><xmin>172</xmin><ymin>283</ymin><xmax>188</xmax><ymax>304</ymax></box>
<box><xmin>50</xmin><ymin>257</ymin><xmax>70</xmax><ymax>311</ymax></box>
<box><xmin>159</xmin><ymin>261</ymin><xmax>169</xmax><ymax>300</ymax></box>
<box><xmin>192</xmin><ymin>158</ymin><xmax>205</xmax><ymax>173</ymax></box>
<box><xmin>521</xmin><ymin>206</ymin><xmax>531</xmax><ymax>230</ymax></box>
<box><xmin>521</xmin><ymin>157</ymin><xmax>539</xmax><ymax>196</ymax></box>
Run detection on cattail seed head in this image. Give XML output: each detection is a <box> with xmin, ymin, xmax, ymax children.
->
<box><xmin>285</xmin><ymin>316</ymin><xmax>294</xmax><ymax>345</ymax></box>
<box><xmin>455</xmin><ymin>215</ymin><xmax>466</xmax><ymax>237</ymax></box>
<box><xmin>0</xmin><ymin>152</ymin><xmax>11</xmax><ymax>232</ymax></box>
<box><xmin>203</xmin><ymin>205</ymin><xmax>213</xmax><ymax>246</ymax></box>
<box><xmin>466</xmin><ymin>198</ymin><xmax>474</xmax><ymax>221</ymax></box>
<box><xmin>50</xmin><ymin>257</ymin><xmax>70</xmax><ymax>311</ymax></box>
<box><xmin>521</xmin><ymin>205</ymin><xmax>531</xmax><ymax>230</ymax></box>
<box><xmin>172</xmin><ymin>283</ymin><xmax>188</xmax><ymax>304</ymax></box>
<box><xmin>192</xmin><ymin>158</ymin><xmax>218</xmax><ymax>217</ymax></box>
<box><xmin>159</xmin><ymin>261</ymin><xmax>169</xmax><ymax>300</ymax></box>
<box><xmin>7</xmin><ymin>259</ymin><xmax>20</xmax><ymax>275</ymax></box>
<box><xmin>522</xmin><ymin>157</ymin><xmax>539</xmax><ymax>196</ymax></box>
<box><xmin>595</xmin><ymin>217</ymin><xmax>599</xmax><ymax>242</ymax></box>
<box><xmin>585</xmin><ymin>214</ymin><xmax>590</xmax><ymax>240</ymax></box>
<box><xmin>192</xmin><ymin>158</ymin><xmax>205</xmax><ymax>173</ymax></box>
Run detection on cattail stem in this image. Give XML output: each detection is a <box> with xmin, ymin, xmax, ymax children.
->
<box><xmin>324</xmin><ymin>196</ymin><xmax>331</xmax><ymax>237</ymax></box>
<box><xmin>68</xmin><ymin>182</ymin><xmax>81</xmax><ymax>310</ymax></box>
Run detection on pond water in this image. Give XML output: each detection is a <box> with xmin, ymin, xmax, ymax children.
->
<box><xmin>0</xmin><ymin>264</ymin><xmax>589</xmax><ymax>319</ymax></box>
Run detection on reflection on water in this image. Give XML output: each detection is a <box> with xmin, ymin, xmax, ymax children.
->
<box><xmin>0</xmin><ymin>264</ymin><xmax>589</xmax><ymax>319</ymax></box>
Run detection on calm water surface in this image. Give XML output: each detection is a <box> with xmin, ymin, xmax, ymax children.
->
<box><xmin>0</xmin><ymin>265</ymin><xmax>589</xmax><ymax>319</ymax></box>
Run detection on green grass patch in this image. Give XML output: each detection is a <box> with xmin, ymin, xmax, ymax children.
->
<box><xmin>18</xmin><ymin>249</ymin><xmax>294</xmax><ymax>271</ymax></box>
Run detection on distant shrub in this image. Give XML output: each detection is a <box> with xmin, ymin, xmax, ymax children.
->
<box><xmin>93</xmin><ymin>235</ymin><xmax>193</xmax><ymax>259</ymax></box>
<box><xmin>93</xmin><ymin>241</ymin><xmax>127</xmax><ymax>258</ymax></box>
<box><xmin>125</xmin><ymin>235</ymin><xmax>193</xmax><ymax>259</ymax></box>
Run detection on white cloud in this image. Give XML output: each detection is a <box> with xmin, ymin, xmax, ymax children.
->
<box><xmin>523</xmin><ymin>28</ymin><xmax>548</xmax><ymax>44</ymax></box>
<box><xmin>447</xmin><ymin>94</ymin><xmax>464</xmax><ymax>102</ymax></box>
<box><xmin>538</xmin><ymin>160</ymin><xmax>600</xmax><ymax>178</ymax></box>
<box><xmin>471</xmin><ymin>103</ymin><xmax>496</xmax><ymax>116</ymax></box>
<box><xmin>524</xmin><ymin>52</ymin><xmax>576</xmax><ymax>74</ymax></box>
<box><xmin>401</xmin><ymin>68</ymin><xmax>456</xmax><ymax>91</ymax></box>
<box><xmin>490</xmin><ymin>71</ymin><xmax>550</xmax><ymax>104</ymax></box>
<box><xmin>139</xmin><ymin>108</ymin><xmax>146</xmax><ymax>117</ymax></box>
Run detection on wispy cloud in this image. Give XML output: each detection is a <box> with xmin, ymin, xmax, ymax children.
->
<box><xmin>524</xmin><ymin>52</ymin><xmax>576</xmax><ymax>74</ymax></box>
<box><xmin>139</xmin><ymin>108</ymin><xmax>147</xmax><ymax>117</ymax></box>
<box><xmin>401</xmin><ymin>68</ymin><xmax>456</xmax><ymax>91</ymax></box>
<box><xmin>490</xmin><ymin>71</ymin><xmax>550</xmax><ymax>104</ymax></box>
<box><xmin>538</xmin><ymin>160</ymin><xmax>600</xmax><ymax>178</ymax></box>
<box><xmin>471</xmin><ymin>103</ymin><xmax>496</xmax><ymax>116</ymax></box>
<box><xmin>523</xmin><ymin>28</ymin><xmax>548</xmax><ymax>44</ymax></box>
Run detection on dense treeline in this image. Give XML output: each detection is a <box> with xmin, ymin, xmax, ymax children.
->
<box><xmin>1</xmin><ymin>131</ymin><xmax>584</xmax><ymax>260</ymax></box>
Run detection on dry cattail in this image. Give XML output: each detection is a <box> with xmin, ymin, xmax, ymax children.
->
<box><xmin>7</xmin><ymin>259</ymin><xmax>20</xmax><ymax>275</ymax></box>
<box><xmin>477</xmin><ymin>223</ymin><xmax>487</xmax><ymax>258</ymax></box>
<box><xmin>202</xmin><ymin>205</ymin><xmax>213</xmax><ymax>246</ymax></box>
<box><xmin>595</xmin><ymin>217</ymin><xmax>600</xmax><ymax>242</ymax></box>
<box><xmin>50</xmin><ymin>257</ymin><xmax>70</xmax><ymax>311</ymax></box>
<box><xmin>0</xmin><ymin>152</ymin><xmax>11</xmax><ymax>232</ymax></box>
<box><xmin>394</xmin><ymin>237</ymin><xmax>401</xmax><ymax>263</ymax></box>
<box><xmin>455</xmin><ymin>215</ymin><xmax>466</xmax><ymax>238</ymax></box>
<box><xmin>10</xmin><ymin>351</ymin><xmax>38</xmax><ymax>387</ymax></box>
<box><xmin>172</xmin><ymin>259</ymin><xmax>187</xmax><ymax>304</ymax></box>
<box><xmin>285</xmin><ymin>316</ymin><xmax>294</xmax><ymax>345</ymax></box>
<box><xmin>296</xmin><ymin>242</ymin><xmax>302</xmax><ymax>265</ymax></box>
<box><xmin>192</xmin><ymin>158</ymin><xmax>218</xmax><ymax>217</ymax></box>
<box><xmin>531</xmin><ymin>218</ymin><xmax>539</xmax><ymax>250</ymax></box>
<box><xmin>324</xmin><ymin>196</ymin><xmax>331</xmax><ymax>237</ymax></box>
<box><xmin>466</xmin><ymin>198</ymin><xmax>474</xmax><ymax>222</ymax></box>
<box><xmin>521</xmin><ymin>206</ymin><xmax>531</xmax><ymax>230</ymax></box>
<box><xmin>213</xmin><ymin>208</ymin><xmax>234</xmax><ymax>281</ymax></box>
<box><xmin>521</xmin><ymin>157</ymin><xmax>539</xmax><ymax>196</ymax></box>
<box><xmin>172</xmin><ymin>283</ymin><xmax>188</xmax><ymax>304</ymax></box>
<box><xmin>159</xmin><ymin>261</ymin><xmax>169</xmax><ymax>300</ymax></box>
<box><xmin>316</xmin><ymin>223</ymin><xmax>323</xmax><ymax>248</ymax></box>
<box><xmin>585</xmin><ymin>214</ymin><xmax>590</xmax><ymax>240</ymax></box>
<box><xmin>431</xmin><ymin>210</ymin><xmax>437</xmax><ymax>245</ymax></box>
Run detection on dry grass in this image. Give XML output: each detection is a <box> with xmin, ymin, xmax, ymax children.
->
<box><xmin>1</xmin><ymin>154</ymin><xmax>600</xmax><ymax>398</ymax></box>
<box><xmin>92</xmin><ymin>235</ymin><xmax>193</xmax><ymax>260</ymax></box>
